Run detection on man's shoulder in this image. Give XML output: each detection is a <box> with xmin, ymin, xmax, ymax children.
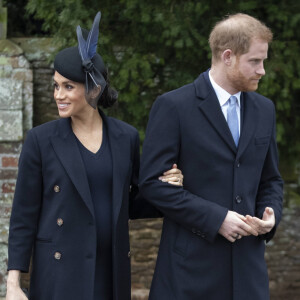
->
<box><xmin>245</xmin><ymin>91</ymin><xmax>275</xmax><ymax>109</ymax></box>
<box><xmin>158</xmin><ymin>71</ymin><xmax>208</xmax><ymax>103</ymax></box>
<box><xmin>163</xmin><ymin>82</ymin><xmax>195</xmax><ymax>98</ymax></box>
<box><xmin>157</xmin><ymin>79</ymin><xmax>201</xmax><ymax>106</ymax></box>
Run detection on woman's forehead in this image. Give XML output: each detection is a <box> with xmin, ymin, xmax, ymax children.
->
<box><xmin>53</xmin><ymin>71</ymin><xmax>79</xmax><ymax>85</ymax></box>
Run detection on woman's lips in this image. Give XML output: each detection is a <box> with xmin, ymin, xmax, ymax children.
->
<box><xmin>57</xmin><ymin>103</ymin><xmax>70</xmax><ymax>109</ymax></box>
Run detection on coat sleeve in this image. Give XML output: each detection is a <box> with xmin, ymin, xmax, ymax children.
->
<box><xmin>129</xmin><ymin>130</ymin><xmax>162</xmax><ymax>219</ymax></box>
<box><xmin>139</xmin><ymin>95</ymin><xmax>228</xmax><ymax>243</ymax></box>
<box><xmin>8</xmin><ymin>130</ymin><xmax>43</xmax><ymax>272</ymax></box>
<box><xmin>256</xmin><ymin>104</ymin><xmax>283</xmax><ymax>242</ymax></box>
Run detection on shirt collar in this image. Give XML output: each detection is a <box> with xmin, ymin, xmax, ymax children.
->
<box><xmin>208</xmin><ymin>70</ymin><xmax>241</xmax><ymax>108</ymax></box>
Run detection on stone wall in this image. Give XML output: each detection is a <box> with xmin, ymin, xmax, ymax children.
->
<box><xmin>0</xmin><ymin>37</ymin><xmax>299</xmax><ymax>299</ymax></box>
<box><xmin>11</xmin><ymin>38</ymin><xmax>59</xmax><ymax>127</ymax></box>
<box><xmin>0</xmin><ymin>37</ymin><xmax>33</xmax><ymax>297</ymax></box>
<box><xmin>130</xmin><ymin>219</ymin><xmax>163</xmax><ymax>299</ymax></box>
<box><xmin>0</xmin><ymin>38</ymin><xmax>57</xmax><ymax>298</ymax></box>
<box><xmin>267</xmin><ymin>186</ymin><xmax>300</xmax><ymax>300</ymax></box>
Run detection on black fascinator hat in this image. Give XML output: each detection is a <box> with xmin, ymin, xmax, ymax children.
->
<box><xmin>54</xmin><ymin>12</ymin><xmax>117</xmax><ymax>109</ymax></box>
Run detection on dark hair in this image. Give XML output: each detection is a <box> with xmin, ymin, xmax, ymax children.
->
<box><xmin>98</xmin><ymin>69</ymin><xmax>118</xmax><ymax>108</ymax></box>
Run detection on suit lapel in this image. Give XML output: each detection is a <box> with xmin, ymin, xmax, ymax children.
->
<box><xmin>237</xmin><ymin>92</ymin><xmax>258</xmax><ymax>157</ymax></box>
<box><xmin>195</xmin><ymin>72</ymin><xmax>237</xmax><ymax>154</ymax></box>
<box><xmin>50</xmin><ymin>118</ymin><xmax>95</xmax><ymax>219</ymax></box>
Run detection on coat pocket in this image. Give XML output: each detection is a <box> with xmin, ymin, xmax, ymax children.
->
<box><xmin>173</xmin><ymin>225</ymin><xmax>189</xmax><ymax>257</ymax></box>
<box><xmin>30</xmin><ymin>241</ymin><xmax>55</xmax><ymax>300</ymax></box>
<box><xmin>35</xmin><ymin>237</ymin><xmax>53</xmax><ymax>244</ymax></box>
<box><xmin>255</xmin><ymin>135</ymin><xmax>270</xmax><ymax>145</ymax></box>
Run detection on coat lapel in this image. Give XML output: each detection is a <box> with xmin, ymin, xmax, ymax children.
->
<box><xmin>195</xmin><ymin>72</ymin><xmax>237</xmax><ymax>154</ymax></box>
<box><xmin>103</xmin><ymin>113</ymin><xmax>131</xmax><ymax>227</ymax></box>
<box><xmin>237</xmin><ymin>92</ymin><xmax>258</xmax><ymax>158</ymax></box>
<box><xmin>50</xmin><ymin>118</ymin><xmax>95</xmax><ymax>219</ymax></box>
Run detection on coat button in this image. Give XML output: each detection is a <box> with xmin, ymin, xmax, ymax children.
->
<box><xmin>54</xmin><ymin>252</ymin><xmax>61</xmax><ymax>260</ymax></box>
<box><xmin>199</xmin><ymin>232</ymin><xmax>206</xmax><ymax>238</ymax></box>
<box><xmin>86</xmin><ymin>253</ymin><xmax>93</xmax><ymax>259</ymax></box>
<box><xmin>192</xmin><ymin>228</ymin><xmax>197</xmax><ymax>234</ymax></box>
<box><xmin>236</xmin><ymin>195</ymin><xmax>242</xmax><ymax>203</ymax></box>
<box><xmin>128</xmin><ymin>251</ymin><xmax>131</xmax><ymax>258</ymax></box>
<box><xmin>236</xmin><ymin>161</ymin><xmax>240</xmax><ymax>168</ymax></box>
<box><xmin>54</xmin><ymin>185</ymin><xmax>60</xmax><ymax>193</ymax></box>
<box><xmin>57</xmin><ymin>218</ymin><xmax>64</xmax><ymax>226</ymax></box>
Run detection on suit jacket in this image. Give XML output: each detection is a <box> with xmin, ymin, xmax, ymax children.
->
<box><xmin>8</xmin><ymin>111</ymin><xmax>157</xmax><ymax>300</ymax></box>
<box><xmin>140</xmin><ymin>71</ymin><xmax>283</xmax><ymax>300</ymax></box>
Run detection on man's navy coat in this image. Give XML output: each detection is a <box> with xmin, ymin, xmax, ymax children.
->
<box><xmin>140</xmin><ymin>71</ymin><xmax>283</xmax><ymax>300</ymax></box>
<box><xmin>8</xmin><ymin>112</ymin><xmax>156</xmax><ymax>300</ymax></box>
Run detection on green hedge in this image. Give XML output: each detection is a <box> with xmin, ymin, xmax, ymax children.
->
<box><xmin>5</xmin><ymin>0</ymin><xmax>300</xmax><ymax>162</ymax></box>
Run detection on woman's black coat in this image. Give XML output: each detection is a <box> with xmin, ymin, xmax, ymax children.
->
<box><xmin>8</xmin><ymin>113</ymin><xmax>157</xmax><ymax>300</ymax></box>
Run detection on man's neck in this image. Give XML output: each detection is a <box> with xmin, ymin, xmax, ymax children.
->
<box><xmin>210</xmin><ymin>65</ymin><xmax>239</xmax><ymax>95</ymax></box>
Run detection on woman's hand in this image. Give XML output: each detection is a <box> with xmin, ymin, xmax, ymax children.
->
<box><xmin>159</xmin><ymin>164</ymin><xmax>184</xmax><ymax>186</ymax></box>
<box><xmin>6</xmin><ymin>287</ymin><xmax>28</xmax><ymax>300</ymax></box>
<box><xmin>6</xmin><ymin>270</ymin><xmax>28</xmax><ymax>300</ymax></box>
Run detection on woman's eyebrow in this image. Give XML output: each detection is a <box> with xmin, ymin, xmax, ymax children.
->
<box><xmin>52</xmin><ymin>78</ymin><xmax>75</xmax><ymax>85</ymax></box>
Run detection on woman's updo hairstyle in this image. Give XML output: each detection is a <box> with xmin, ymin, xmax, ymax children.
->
<box><xmin>99</xmin><ymin>69</ymin><xmax>118</xmax><ymax>108</ymax></box>
<box><xmin>53</xmin><ymin>12</ymin><xmax>117</xmax><ymax>109</ymax></box>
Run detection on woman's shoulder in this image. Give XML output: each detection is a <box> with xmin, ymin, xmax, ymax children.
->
<box><xmin>26</xmin><ymin>119</ymin><xmax>65</xmax><ymax>145</ymax></box>
<box><xmin>21</xmin><ymin>119</ymin><xmax>61</xmax><ymax>151</ymax></box>
<box><xmin>106</xmin><ymin>116</ymin><xmax>138</xmax><ymax>136</ymax></box>
<box><xmin>29</xmin><ymin>119</ymin><xmax>60</xmax><ymax>136</ymax></box>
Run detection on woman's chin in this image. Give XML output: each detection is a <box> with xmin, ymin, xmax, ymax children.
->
<box><xmin>58</xmin><ymin>110</ymin><xmax>71</xmax><ymax>118</ymax></box>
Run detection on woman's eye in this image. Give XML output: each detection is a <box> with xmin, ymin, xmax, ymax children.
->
<box><xmin>53</xmin><ymin>83</ymin><xmax>59</xmax><ymax>90</ymax></box>
<box><xmin>66</xmin><ymin>85</ymin><xmax>74</xmax><ymax>90</ymax></box>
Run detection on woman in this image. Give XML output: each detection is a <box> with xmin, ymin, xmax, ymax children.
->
<box><xmin>6</xmin><ymin>12</ymin><xmax>183</xmax><ymax>300</ymax></box>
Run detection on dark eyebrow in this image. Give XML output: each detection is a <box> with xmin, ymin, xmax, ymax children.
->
<box><xmin>52</xmin><ymin>78</ymin><xmax>76</xmax><ymax>85</ymax></box>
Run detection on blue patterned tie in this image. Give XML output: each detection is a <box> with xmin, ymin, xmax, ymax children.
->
<box><xmin>227</xmin><ymin>96</ymin><xmax>239</xmax><ymax>146</ymax></box>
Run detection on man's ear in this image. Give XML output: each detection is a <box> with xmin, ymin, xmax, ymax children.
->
<box><xmin>222</xmin><ymin>49</ymin><xmax>234</xmax><ymax>66</ymax></box>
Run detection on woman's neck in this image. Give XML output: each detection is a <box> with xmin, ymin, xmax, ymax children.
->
<box><xmin>71</xmin><ymin>109</ymin><xmax>104</xmax><ymax>153</ymax></box>
<box><xmin>71</xmin><ymin>108</ymin><xmax>102</xmax><ymax>134</ymax></box>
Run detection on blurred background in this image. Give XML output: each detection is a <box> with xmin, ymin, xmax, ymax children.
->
<box><xmin>0</xmin><ymin>0</ymin><xmax>299</xmax><ymax>299</ymax></box>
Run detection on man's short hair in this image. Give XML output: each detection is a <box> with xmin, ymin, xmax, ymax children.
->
<box><xmin>209</xmin><ymin>13</ymin><xmax>273</xmax><ymax>63</ymax></box>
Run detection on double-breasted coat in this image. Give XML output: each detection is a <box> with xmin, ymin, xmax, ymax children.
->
<box><xmin>139</xmin><ymin>71</ymin><xmax>283</xmax><ymax>300</ymax></box>
<box><xmin>8</xmin><ymin>112</ymin><xmax>157</xmax><ymax>300</ymax></box>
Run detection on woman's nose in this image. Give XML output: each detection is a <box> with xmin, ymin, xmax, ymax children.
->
<box><xmin>54</xmin><ymin>87</ymin><xmax>64</xmax><ymax>100</ymax></box>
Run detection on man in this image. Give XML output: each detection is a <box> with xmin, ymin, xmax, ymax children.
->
<box><xmin>139</xmin><ymin>13</ymin><xmax>283</xmax><ymax>300</ymax></box>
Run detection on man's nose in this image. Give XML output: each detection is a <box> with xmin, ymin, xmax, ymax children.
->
<box><xmin>256</xmin><ymin>62</ymin><xmax>265</xmax><ymax>76</ymax></box>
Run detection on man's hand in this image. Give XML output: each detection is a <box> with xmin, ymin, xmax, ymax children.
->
<box><xmin>245</xmin><ymin>207</ymin><xmax>275</xmax><ymax>235</ymax></box>
<box><xmin>219</xmin><ymin>211</ymin><xmax>258</xmax><ymax>243</ymax></box>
